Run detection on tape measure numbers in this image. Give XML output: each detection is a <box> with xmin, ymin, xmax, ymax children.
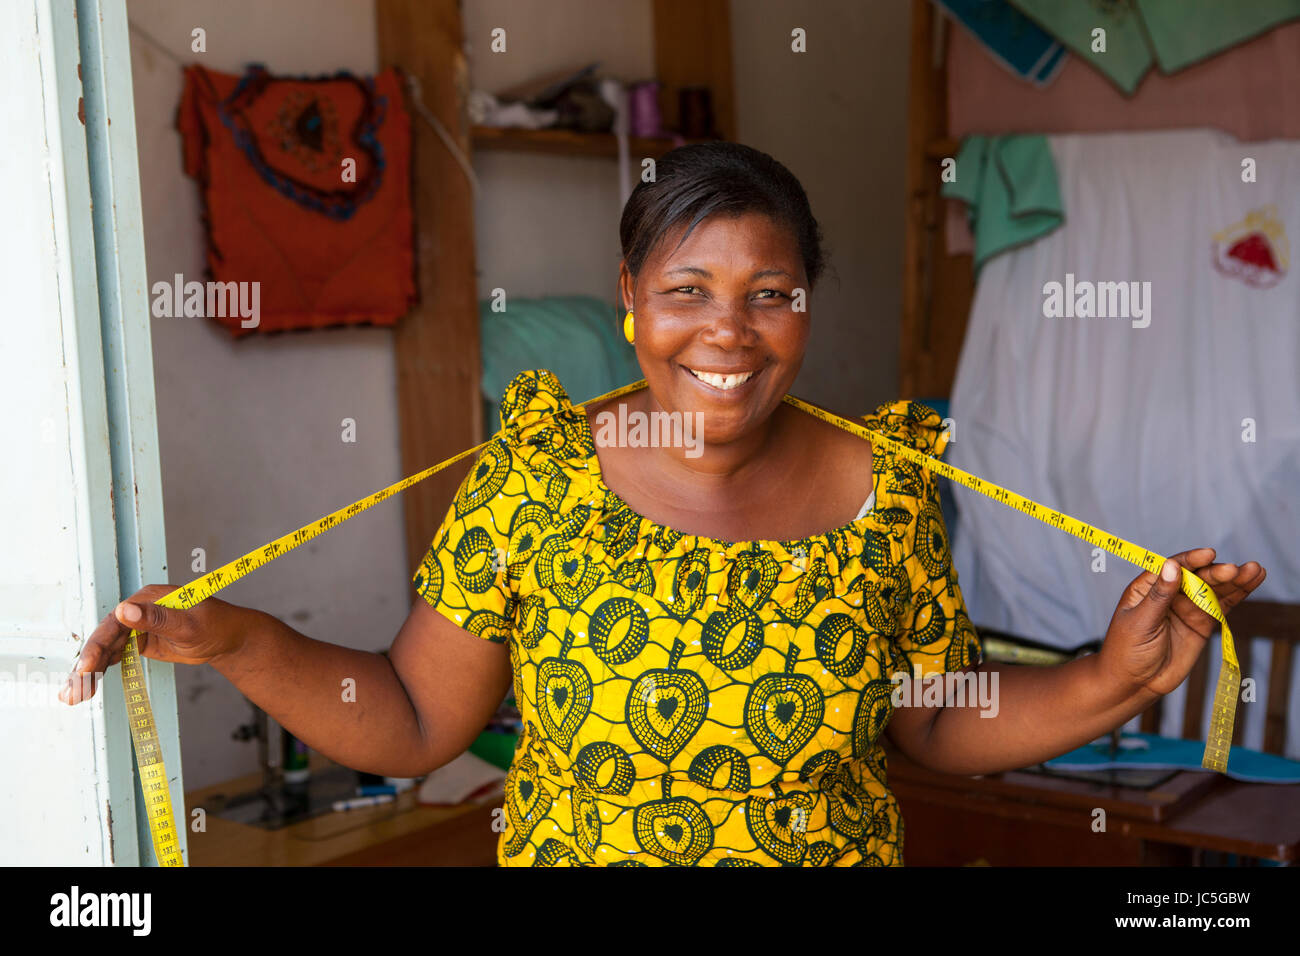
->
<box><xmin>116</xmin><ymin>380</ymin><xmax>1240</xmax><ymax>866</ymax></box>
<box><xmin>120</xmin><ymin>642</ymin><xmax>184</xmax><ymax>866</ymax></box>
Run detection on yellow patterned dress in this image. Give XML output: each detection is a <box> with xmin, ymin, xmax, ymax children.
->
<box><xmin>413</xmin><ymin>369</ymin><xmax>982</xmax><ymax>866</ymax></box>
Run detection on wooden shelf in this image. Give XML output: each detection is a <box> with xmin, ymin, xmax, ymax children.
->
<box><xmin>471</xmin><ymin>125</ymin><xmax>692</xmax><ymax>159</ymax></box>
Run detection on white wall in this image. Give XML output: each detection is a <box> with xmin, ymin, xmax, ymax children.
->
<box><xmin>732</xmin><ymin>0</ymin><xmax>911</xmax><ymax>413</ymax></box>
<box><xmin>128</xmin><ymin>0</ymin><xmax>408</xmax><ymax>790</ymax></box>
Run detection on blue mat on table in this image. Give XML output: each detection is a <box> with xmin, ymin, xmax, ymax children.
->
<box><xmin>1045</xmin><ymin>732</ymin><xmax>1300</xmax><ymax>784</ymax></box>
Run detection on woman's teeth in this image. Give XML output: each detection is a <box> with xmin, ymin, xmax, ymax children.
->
<box><xmin>687</xmin><ymin>368</ymin><xmax>756</xmax><ymax>390</ymax></box>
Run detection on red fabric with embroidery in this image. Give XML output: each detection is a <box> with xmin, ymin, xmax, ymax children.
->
<box><xmin>177</xmin><ymin>64</ymin><xmax>416</xmax><ymax>336</ymax></box>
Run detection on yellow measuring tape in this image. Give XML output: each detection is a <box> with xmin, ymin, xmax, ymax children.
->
<box><xmin>117</xmin><ymin>379</ymin><xmax>1239</xmax><ymax>866</ymax></box>
<box><xmin>787</xmin><ymin>392</ymin><xmax>1240</xmax><ymax>772</ymax></box>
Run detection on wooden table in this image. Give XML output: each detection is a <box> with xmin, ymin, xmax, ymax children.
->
<box><xmin>184</xmin><ymin>761</ymin><xmax>500</xmax><ymax>866</ymax></box>
<box><xmin>885</xmin><ymin>741</ymin><xmax>1300</xmax><ymax>865</ymax></box>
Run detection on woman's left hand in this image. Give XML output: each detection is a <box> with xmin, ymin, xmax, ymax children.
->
<box><xmin>1098</xmin><ymin>548</ymin><xmax>1267</xmax><ymax>700</ymax></box>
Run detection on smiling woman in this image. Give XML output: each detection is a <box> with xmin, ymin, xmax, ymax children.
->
<box><xmin>405</xmin><ymin>143</ymin><xmax>989</xmax><ymax>865</ymax></box>
<box><xmin>403</xmin><ymin>143</ymin><xmax>1264</xmax><ymax>865</ymax></box>
<box><xmin>72</xmin><ymin>142</ymin><xmax>1266</xmax><ymax>869</ymax></box>
<box><xmin>594</xmin><ymin>144</ymin><xmax>870</xmax><ymax>545</ymax></box>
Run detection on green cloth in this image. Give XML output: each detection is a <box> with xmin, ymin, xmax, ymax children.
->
<box><xmin>941</xmin><ymin>134</ymin><xmax>1063</xmax><ymax>273</ymax></box>
<box><xmin>1009</xmin><ymin>0</ymin><xmax>1152</xmax><ymax>94</ymax></box>
<box><xmin>1135</xmin><ymin>0</ymin><xmax>1300</xmax><ymax>72</ymax></box>
<box><xmin>1010</xmin><ymin>0</ymin><xmax>1300</xmax><ymax>93</ymax></box>
<box><xmin>479</xmin><ymin>295</ymin><xmax>641</xmax><ymax>438</ymax></box>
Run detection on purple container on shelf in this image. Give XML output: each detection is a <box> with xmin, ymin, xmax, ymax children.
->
<box><xmin>628</xmin><ymin>80</ymin><xmax>663</xmax><ymax>137</ymax></box>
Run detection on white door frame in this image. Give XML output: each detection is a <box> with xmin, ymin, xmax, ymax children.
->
<box><xmin>0</xmin><ymin>0</ymin><xmax>183</xmax><ymax>866</ymax></box>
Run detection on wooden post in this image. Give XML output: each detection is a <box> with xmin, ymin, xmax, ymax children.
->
<box><xmin>376</xmin><ymin>0</ymin><xmax>482</xmax><ymax>571</ymax></box>
<box><xmin>653</xmin><ymin>0</ymin><xmax>735</xmax><ymax>140</ymax></box>
<box><xmin>901</xmin><ymin>0</ymin><xmax>938</xmax><ymax>400</ymax></box>
<box><xmin>901</xmin><ymin>0</ymin><xmax>974</xmax><ymax>399</ymax></box>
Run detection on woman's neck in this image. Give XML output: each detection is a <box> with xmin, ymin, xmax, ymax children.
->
<box><xmin>587</xmin><ymin>395</ymin><xmax>836</xmax><ymax>540</ymax></box>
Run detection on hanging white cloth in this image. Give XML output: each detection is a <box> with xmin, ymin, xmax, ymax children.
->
<box><xmin>947</xmin><ymin>129</ymin><xmax>1300</xmax><ymax>756</ymax></box>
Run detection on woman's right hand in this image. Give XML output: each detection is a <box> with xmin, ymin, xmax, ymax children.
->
<box><xmin>59</xmin><ymin>584</ymin><xmax>251</xmax><ymax>705</ymax></box>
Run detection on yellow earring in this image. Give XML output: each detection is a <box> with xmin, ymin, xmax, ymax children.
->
<box><xmin>623</xmin><ymin>310</ymin><xmax>635</xmax><ymax>344</ymax></box>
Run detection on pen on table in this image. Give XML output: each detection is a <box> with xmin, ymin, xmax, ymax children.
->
<box><xmin>357</xmin><ymin>784</ymin><xmax>398</xmax><ymax>797</ymax></box>
<box><xmin>332</xmin><ymin>794</ymin><xmax>395</xmax><ymax>812</ymax></box>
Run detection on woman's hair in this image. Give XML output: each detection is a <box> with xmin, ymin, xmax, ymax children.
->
<box><xmin>618</xmin><ymin>142</ymin><xmax>826</xmax><ymax>293</ymax></box>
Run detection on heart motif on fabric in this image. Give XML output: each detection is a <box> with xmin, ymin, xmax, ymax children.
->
<box><xmin>507</xmin><ymin>501</ymin><xmax>554</xmax><ymax>577</ymax></box>
<box><xmin>666</xmin><ymin>548</ymin><xmax>711</xmax><ymax>618</ymax></box>
<box><xmin>504</xmin><ymin>754</ymin><xmax>549</xmax><ymax>858</ymax></box>
<box><xmin>509</xmin><ymin>756</ymin><xmax>546</xmax><ymax>823</ymax></box>
<box><xmin>744</xmin><ymin>642</ymin><xmax>824</xmax><ymax>764</ymax></box>
<box><xmin>454</xmin><ymin>441</ymin><xmax>512</xmax><ymax>517</ymax></box>
<box><xmin>626</xmin><ymin>639</ymin><xmax>708</xmax><ymax>763</ymax></box>
<box><xmin>726</xmin><ymin>548</ymin><xmax>781</xmax><ymax>610</ymax></box>
<box><xmin>631</xmin><ymin>775</ymin><xmax>714</xmax><ymax>865</ymax></box>
<box><xmin>537</xmin><ymin>658</ymin><xmax>592</xmax><ymax>754</ymax></box>
<box><xmin>537</xmin><ymin>536</ymin><xmax>601</xmax><ymax>608</ymax></box>
<box><xmin>746</xmin><ymin>785</ymin><xmax>815</xmax><ymax>865</ymax></box>
<box><xmin>850</xmin><ymin>679</ymin><xmax>895</xmax><ymax>757</ymax></box>
<box><xmin>536</xmin><ymin>626</ymin><xmax>592</xmax><ymax>754</ymax></box>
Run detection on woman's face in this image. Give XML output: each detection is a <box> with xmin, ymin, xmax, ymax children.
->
<box><xmin>619</xmin><ymin>211</ymin><xmax>810</xmax><ymax>446</ymax></box>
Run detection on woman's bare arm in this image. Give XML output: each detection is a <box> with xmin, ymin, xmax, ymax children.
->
<box><xmin>215</xmin><ymin>599</ymin><xmax>511</xmax><ymax>778</ymax></box>
<box><xmin>887</xmin><ymin>551</ymin><xmax>1265</xmax><ymax>776</ymax></box>
<box><xmin>65</xmin><ymin>587</ymin><xmax>511</xmax><ymax>779</ymax></box>
<box><xmin>885</xmin><ymin>657</ymin><xmax>1156</xmax><ymax>776</ymax></box>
